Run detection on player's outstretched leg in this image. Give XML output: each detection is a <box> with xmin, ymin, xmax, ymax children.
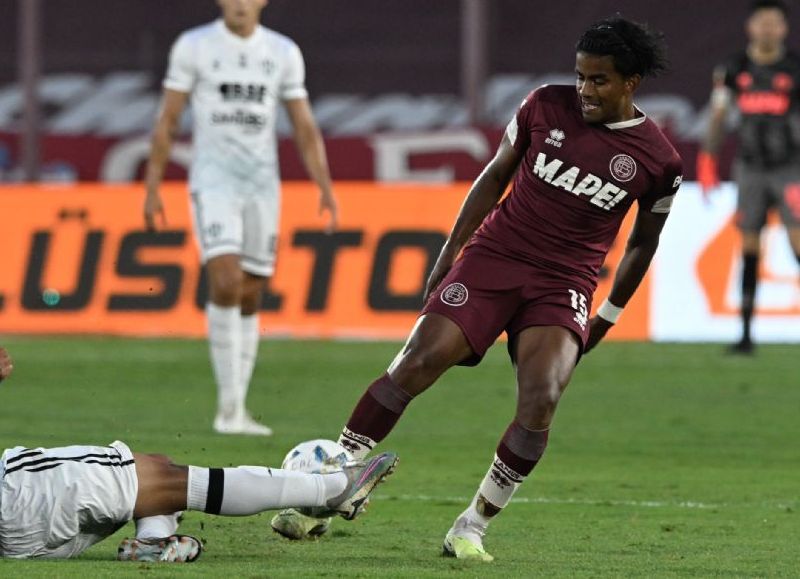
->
<box><xmin>338</xmin><ymin>373</ymin><xmax>413</xmax><ymax>459</ymax></box>
<box><xmin>337</xmin><ymin>314</ymin><xmax>473</xmax><ymax>459</ymax></box>
<box><xmin>268</xmin><ymin>316</ymin><xmax>467</xmax><ymax>542</ymax></box>
<box><xmin>121</xmin><ymin>451</ymin><xmax>398</xmax><ymax>557</ymax></box>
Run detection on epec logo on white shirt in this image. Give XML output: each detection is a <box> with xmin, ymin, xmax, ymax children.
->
<box><xmin>533</xmin><ymin>152</ymin><xmax>629</xmax><ymax>210</ymax></box>
<box><xmin>163</xmin><ymin>20</ymin><xmax>308</xmax><ymax>190</ymax></box>
<box><xmin>545</xmin><ymin>128</ymin><xmax>565</xmax><ymax>148</ymax></box>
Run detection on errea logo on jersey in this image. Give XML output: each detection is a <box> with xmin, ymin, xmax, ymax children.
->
<box><xmin>545</xmin><ymin>128</ymin><xmax>565</xmax><ymax>148</ymax></box>
<box><xmin>533</xmin><ymin>152</ymin><xmax>629</xmax><ymax>210</ymax></box>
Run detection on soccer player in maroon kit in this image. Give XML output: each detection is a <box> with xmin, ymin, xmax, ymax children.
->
<box><xmin>337</xmin><ymin>17</ymin><xmax>683</xmax><ymax>560</ymax></box>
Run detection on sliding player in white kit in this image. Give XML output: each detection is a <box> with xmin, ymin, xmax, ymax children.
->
<box><xmin>144</xmin><ymin>0</ymin><xmax>338</xmax><ymax>435</ymax></box>
<box><xmin>0</xmin><ymin>347</ymin><xmax>397</xmax><ymax>562</ymax></box>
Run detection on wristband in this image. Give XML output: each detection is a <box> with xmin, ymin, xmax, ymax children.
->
<box><xmin>597</xmin><ymin>299</ymin><xmax>623</xmax><ymax>324</ymax></box>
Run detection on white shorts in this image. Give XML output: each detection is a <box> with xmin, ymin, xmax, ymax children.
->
<box><xmin>0</xmin><ymin>441</ymin><xmax>138</xmax><ymax>559</ymax></box>
<box><xmin>190</xmin><ymin>180</ymin><xmax>281</xmax><ymax>277</ymax></box>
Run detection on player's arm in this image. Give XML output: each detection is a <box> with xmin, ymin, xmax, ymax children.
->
<box><xmin>423</xmin><ymin>134</ymin><xmax>523</xmax><ymax>301</ymax></box>
<box><xmin>0</xmin><ymin>346</ymin><xmax>14</xmax><ymax>383</ymax></box>
<box><xmin>584</xmin><ymin>209</ymin><xmax>669</xmax><ymax>353</ymax></box>
<box><xmin>697</xmin><ymin>67</ymin><xmax>732</xmax><ymax>194</ymax></box>
<box><xmin>143</xmin><ymin>89</ymin><xmax>188</xmax><ymax>231</ymax></box>
<box><xmin>285</xmin><ymin>97</ymin><xmax>338</xmax><ymax>232</ymax></box>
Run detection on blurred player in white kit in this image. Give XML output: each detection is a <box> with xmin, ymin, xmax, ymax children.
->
<box><xmin>143</xmin><ymin>0</ymin><xmax>338</xmax><ymax>435</ymax></box>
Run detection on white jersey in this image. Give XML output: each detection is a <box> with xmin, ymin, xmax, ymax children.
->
<box><xmin>164</xmin><ymin>19</ymin><xmax>308</xmax><ymax>193</ymax></box>
<box><xmin>0</xmin><ymin>441</ymin><xmax>138</xmax><ymax>559</ymax></box>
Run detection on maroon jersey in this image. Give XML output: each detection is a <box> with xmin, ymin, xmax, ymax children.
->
<box><xmin>470</xmin><ymin>84</ymin><xmax>683</xmax><ymax>287</ymax></box>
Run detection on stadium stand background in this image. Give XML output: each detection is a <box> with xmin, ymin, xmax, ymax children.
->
<box><xmin>3</xmin><ymin>0</ymin><xmax>800</xmax><ymax>182</ymax></box>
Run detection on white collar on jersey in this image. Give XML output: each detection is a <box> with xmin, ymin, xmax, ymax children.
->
<box><xmin>604</xmin><ymin>106</ymin><xmax>647</xmax><ymax>130</ymax></box>
<box><xmin>216</xmin><ymin>19</ymin><xmax>262</xmax><ymax>45</ymax></box>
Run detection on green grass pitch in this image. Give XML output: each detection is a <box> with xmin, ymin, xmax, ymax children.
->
<box><xmin>0</xmin><ymin>337</ymin><xmax>796</xmax><ymax>577</ymax></box>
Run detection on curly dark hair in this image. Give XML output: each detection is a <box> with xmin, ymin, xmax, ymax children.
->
<box><xmin>576</xmin><ymin>17</ymin><xmax>669</xmax><ymax>78</ymax></box>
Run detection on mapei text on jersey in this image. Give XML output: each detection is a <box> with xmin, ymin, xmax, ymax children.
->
<box><xmin>532</xmin><ymin>152</ymin><xmax>628</xmax><ymax>211</ymax></box>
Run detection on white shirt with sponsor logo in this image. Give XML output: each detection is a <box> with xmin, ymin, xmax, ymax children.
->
<box><xmin>164</xmin><ymin>19</ymin><xmax>308</xmax><ymax>193</ymax></box>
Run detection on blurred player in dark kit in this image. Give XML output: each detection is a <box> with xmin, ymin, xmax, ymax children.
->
<box><xmin>333</xmin><ymin>17</ymin><xmax>682</xmax><ymax>561</ymax></box>
<box><xmin>698</xmin><ymin>0</ymin><xmax>800</xmax><ymax>354</ymax></box>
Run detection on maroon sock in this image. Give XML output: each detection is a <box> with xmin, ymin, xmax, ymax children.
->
<box><xmin>338</xmin><ymin>374</ymin><xmax>412</xmax><ymax>457</ymax></box>
<box><xmin>496</xmin><ymin>421</ymin><xmax>549</xmax><ymax>477</ymax></box>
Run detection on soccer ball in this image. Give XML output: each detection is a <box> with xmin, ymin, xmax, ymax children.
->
<box><xmin>271</xmin><ymin>439</ymin><xmax>352</xmax><ymax>539</ymax></box>
<box><xmin>281</xmin><ymin>438</ymin><xmax>352</xmax><ymax>475</ymax></box>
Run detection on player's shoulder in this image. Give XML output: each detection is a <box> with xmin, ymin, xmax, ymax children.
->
<box><xmin>532</xmin><ymin>84</ymin><xmax>576</xmax><ymax>105</ymax></box>
<box><xmin>260</xmin><ymin>25</ymin><xmax>302</xmax><ymax>55</ymax></box>
<box><xmin>175</xmin><ymin>20</ymin><xmax>219</xmax><ymax>45</ymax></box>
<box><xmin>782</xmin><ymin>50</ymin><xmax>800</xmax><ymax>69</ymax></box>
<box><xmin>517</xmin><ymin>85</ymin><xmax>576</xmax><ymax>116</ymax></box>
<box><xmin>718</xmin><ymin>50</ymin><xmax>749</xmax><ymax>74</ymax></box>
<box><xmin>646</xmin><ymin>119</ymin><xmax>682</xmax><ymax>171</ymax></box>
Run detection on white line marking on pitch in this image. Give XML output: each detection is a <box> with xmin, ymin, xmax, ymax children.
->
<box><xmin>381</xmin><ymin>494</ymin><xmax>796</xmax><ymax>511</ymax></box>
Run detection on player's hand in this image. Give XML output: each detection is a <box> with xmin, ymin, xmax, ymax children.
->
<box><xmin>144</xmin><ymin>190</ymin><xmax>167</xmax><ymax>231</ymax></box>
<box><xmin>423</xmin><ymin>249</ymin><xmax>457</xmax><ymax>303</ymax></box>
<box><xmin>584</xmin><ymin>316</ymin><xmax>614</xmax><ymax>354</ymax></box>
<box><xmin>319</xmin><ymin>190</ymin><xmax>339</xmax><ymax>234</ymax></box>
<box><xmin>0</xmin><ymin>347</ymin><xmax>14</xmax><ymax>383</ymax></box>
<box><xmin>696</xmin><ymin>151</ymin><xmax>719</xmax><ymax>200</ymax></box>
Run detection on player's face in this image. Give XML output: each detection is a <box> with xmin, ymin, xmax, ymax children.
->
<box><xmin>217</xmin><ymin>0</ymin><xmax>267</xmax><ymax>34</ymax></box>
<box><xmin>575</xmin><ymin>52</ymin><xmax>639</xmax><ymax>124</ymax></box>
<box><xmin>747</xmin><ymin>8</ymin><xmax>788</xmax><ymax>51</ymax></box>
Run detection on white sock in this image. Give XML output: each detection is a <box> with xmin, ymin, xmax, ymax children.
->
<box><xmin>462</xmin><ymin>454</ymin><xmax>526</xmax><ymax>528</ymax></box>
<box><xmin>135</xmin><ymin>512</ymin><xmax>181</xmax><ymax>539</ymax></box>
<box><xmin>207</xmin><ymin>303</ymin><xmax>243</xmax><ymax>417</ymax></box>
<box><xmin>240</xmin><ymin>313</ymin><xmax>259</xmax><ymax>406</ymax></box>
<box><xmin>186</xmin><ymin>465</ymin><xmax>348</xmax><ymax>516</ymax></box>
<box><xmin>338</xmin><ymin>428</ymin><xmax>375</xmax><ymax>461</ymax></box>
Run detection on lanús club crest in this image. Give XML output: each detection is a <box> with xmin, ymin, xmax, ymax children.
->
<box><xmin>440</xmin><ymin>282</ymin><xmax>468</xmax><ymax>306</ymax></box>
<box><xmin>609</xmin><ymin>153</ymin><xmax>637</xmax><ymax>183</ymax></box>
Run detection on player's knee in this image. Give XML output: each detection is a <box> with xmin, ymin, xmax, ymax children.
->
<box><xmin>399</xmin><ymin>347</ymin><xmax>450</xmax><ymax>381</ymax></box>
<box><xmin>516</xmin><ymin>378</ymin><xmax>564</xmax><ymax>426</ymax></box>
<box><xmin>240</xmin><ymin>288</ymin><xmax>262</xmax><ymax>314</ymax></box>
<box><xmin>209</xmin><ymin>271</ymin><xmax>244</xmax><ymax>304</ymax></box>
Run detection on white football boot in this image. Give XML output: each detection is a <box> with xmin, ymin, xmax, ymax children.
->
<box><xmin>213</xmin><ymin>409</ymin><xmax>272</xmax><ymax>436</ymax></box>
<box><xmin>271</xmin><ymin>508</ymin><xmax>332</xmax><ymax>540</ymax></box>
<box><xmin>442</xmin><ymin>515</ymin><xmax>494</xmax><ymax>562</ymax></box>
<box><xmin>117</xmin><ymin>535</ymin><xmax>202</xmax><ymax>563</ymax></box>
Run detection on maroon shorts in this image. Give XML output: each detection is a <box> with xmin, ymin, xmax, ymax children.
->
<box><xmin>422</xmin><ymin>246</ymin><xmax>594</xmax><ymax>366</ymax></box>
